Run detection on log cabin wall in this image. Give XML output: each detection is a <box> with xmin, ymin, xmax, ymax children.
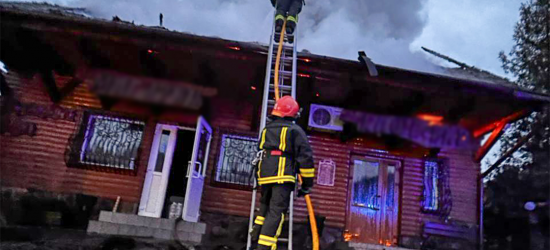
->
<box><xmin>1</xmin><ymin>70</ymin><xmax>480</xmax><ymax>242</ymax></box>
<box><xmin>0</xmin><ymin>70</ymin><xmax>198</xmax><ymax>205</ymax></box>
<box><xmin>201</xmin><ymin>125</ymin><xmax>481</xmax><ymax>235</ymax></box>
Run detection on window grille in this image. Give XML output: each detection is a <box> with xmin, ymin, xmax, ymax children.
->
<box><xmin>214</xmin><ymin>134</ymin><xmax>258</xmax><ymax>187</ymax></box>
<box><xmin>422</xmin><ymin>158</ymin><xmax>452</xmax><ymax>219</ymax></box>
<box><xmin>67</xmin><ymin>111</ymin><xmax>145</xmax><ymax>173</ymax></box>
<box><xmin>423</xmin><ymin>160</ymin><xmax>440</xmax><ymax>211</ymax></box>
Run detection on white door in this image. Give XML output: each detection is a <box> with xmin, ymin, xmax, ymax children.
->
<box><xmin>182</xmin><ymin>116</ymin><xmax>212</xmax><ymax>222</ymax></box>
<box><xmin>138</xmin><ymin>124</ymin><xmax>178</xmax><ymax>217</ymax></box>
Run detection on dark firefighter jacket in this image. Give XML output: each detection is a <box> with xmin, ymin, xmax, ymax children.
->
<box><xmin>257</xmin><ymin>117</ymin><xmax>314</xmax><ymax>187</ymax></box>
<box><xmin>270</xmin><ymin>0</ymin><xmax>305</xmax><ymax>7</ymax></box>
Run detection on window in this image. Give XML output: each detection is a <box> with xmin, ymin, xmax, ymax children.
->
<box><xmin>215</xmin><ymin>134</ymin><xmax>258</xmax><ymax>187</ymax></box>
<box><xmin>352</xmin><ymin>160</ymin><xmax>380</xmax><ymax>210</ymax></box>
<box><xmin>421</xmin><ymin>158</ymin><xmax>452</xmax><ymax>217</ymax></box>
<box><xmin>422</xmin><ymin>159</ymin><xmax>440</xmax><ymax>211</ymax></box>
<box><xmin>67</xmin><ymin>112</ymin><xmax>145</xmax><ymax>172</ymax></box>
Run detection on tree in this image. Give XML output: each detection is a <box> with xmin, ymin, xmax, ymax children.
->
<box><xmin>484</xmin><ymin>1</ymin><xmax>549</xmax><ymax>249</ymax></box>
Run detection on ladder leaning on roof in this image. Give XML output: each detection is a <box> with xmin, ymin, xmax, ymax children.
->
<box><xmin>246</xmin><ymin>16</ymin><xmax>298</xmax><ymax>250</ymax></box>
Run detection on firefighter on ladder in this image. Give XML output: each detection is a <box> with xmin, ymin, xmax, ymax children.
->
<box><xmin>250</xmin><ymin>96</ymin><xmax>315</xmax><ymax>250</ymax></box>
<box><xmin>270</xmin><ymin>0</ymin><xmax>305</xmax><ymax>43</ymax></box>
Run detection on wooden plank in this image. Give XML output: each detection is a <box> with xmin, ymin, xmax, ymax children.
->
<box><xmin>423</xmin><ymin>222</ymin><xmax>477</xmax><ymax>241</ymax></box>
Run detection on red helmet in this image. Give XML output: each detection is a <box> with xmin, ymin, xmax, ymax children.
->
<box><xmin>272</xmin><ymin>96</ymin><xmax>300</xmax><ymax>118</ymax></box>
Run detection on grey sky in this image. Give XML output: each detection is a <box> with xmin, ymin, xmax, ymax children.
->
<box><xmin>412</xmin><ymin>0</ymin><xmax>523</xmax><ymax>78</ymax></box>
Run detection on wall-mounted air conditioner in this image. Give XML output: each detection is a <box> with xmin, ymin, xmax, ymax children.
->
<box><xmin>308</xmin><ymin>104</ymin><xmax>344</xmax><ymax>131</ymax></box>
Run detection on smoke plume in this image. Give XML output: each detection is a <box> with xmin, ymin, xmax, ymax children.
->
<box><xmin>9</xmin><ymin>0</ymin><xmax>438</xmax><ymax>72</ymax></box>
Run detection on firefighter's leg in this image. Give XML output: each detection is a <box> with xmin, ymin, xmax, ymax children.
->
<box><xmin>274</xmin><ymin>0</ymin><xmax>291</xmax><ymax>42</ymax></box>
<box><xmin>285</xmin><ymin>0</ymin><xmax>302</xmax><ymax>43</ymax></box>
<box><xmin>257</xmin><ymin>183</ymin><xmax>293</xmax><ymax>250</ymax></box>
<box><xmin>251</xmin><ymin>185</ymin><xmax>272</xmax><ymax>243</ymax></box>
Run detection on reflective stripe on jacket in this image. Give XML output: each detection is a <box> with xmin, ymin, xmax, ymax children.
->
<box><xmin>257</xmin><ymin>117</ymin><xmax>314</xmax><ymax>187</ymax></box>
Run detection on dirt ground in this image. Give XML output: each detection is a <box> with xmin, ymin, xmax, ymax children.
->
<box><xmin>0</xmin><ymin>226</ymin><xmax>196</xmax><ymax>250</ymax></box>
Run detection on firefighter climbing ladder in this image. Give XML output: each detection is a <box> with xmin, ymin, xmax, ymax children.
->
<box><xmin>246</xmin><ymin>18</ymin><xmax>298</xmax><ymax>250</ymax></box>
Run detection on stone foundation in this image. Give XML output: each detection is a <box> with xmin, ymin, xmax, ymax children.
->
<box><xmin>1</xmin><ymin>187</ymin><xmax>136</xmax><ymax>229</ymax></box>
<box><xmin>87</xmin><ymin>211</ymin><xmax>206</xmax><ymax>245</ymax></box>
<box><xmin>199</xmin><ymin>212</ymin><xmax>347</xmax><ymax>250</ymax></box>
<box><xmin>400</xmin><ymin>235</ymin><xmax>476</xmax><ymax>250</ymax></box>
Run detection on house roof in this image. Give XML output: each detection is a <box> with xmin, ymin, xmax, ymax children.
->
<box><xmin>1</xmin><ymin>1</ymin><xmax>548</xmax><ymax>134</ymax></box>
<box><xmin>2</xmin><ymin>2</ymin><xmax>547</xmax><ymax>99</ymax></box>
<box><xmin>0</xmin><ymin>1</ymin><xmax>91</xmax><ymax>18</ymax></box>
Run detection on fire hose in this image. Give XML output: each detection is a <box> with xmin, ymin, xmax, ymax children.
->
<box><xmin>273</xmin><ymin>22</ymin><xmax>319</xmax><ymax>250</ymax></box>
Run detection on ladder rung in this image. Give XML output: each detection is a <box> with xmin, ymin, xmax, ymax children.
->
<box><xmin>271</xmin><ymin>58</ymin><xmax>292</xmax><ymax>65</ymax></box>
<box><xmin>269</xmin><ymin>84</ymin><xmax>292</xmax><ymax>90</ymax></box>
<box><xmin>273</xmin><ymin>37</ymin><xmax>293</xmax><ymax>45</ymax></box>
<box><xmin>271</xmin><ymin>70</ymin><xmax>292</xmax><ymax>77</ymax></box>
<box><xmin>278</xmin><ymin>238</ymin><xmax>289</xmax><ymax>243</ymax></box>
<box><xmin>271</xmin><ymin>57</ymin><xmax>292</xmax><ymax>66</ymax></box>
<box><xmin>270</xmin><ymin>89</ymin><xmax>292</xmax><ymax>95</ymax></box>
<box><xmin>272</xmin><ymin>44</ymin><xmax>294</xmax><ymax>51</ymax></box>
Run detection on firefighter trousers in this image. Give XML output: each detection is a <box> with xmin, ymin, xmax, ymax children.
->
<box><xmin>254</xmin><ymin>183</ymin><xmax>294</xmax><ymax>250</ymax></box>
<box><xmin>275</xmin><ymin>0</ymin><xmax>302</xmax><ymax>32</ymax></box>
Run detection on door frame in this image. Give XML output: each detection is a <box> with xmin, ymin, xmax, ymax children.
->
<box><xmin>138</xmin><ymin>123</ymin><xmax>195</xmax><ymax>218</ymax></box>
<box><xmin>346</xmin><ymin>153</ymin><xmax>403</xmax><ymax>246</ymax></box>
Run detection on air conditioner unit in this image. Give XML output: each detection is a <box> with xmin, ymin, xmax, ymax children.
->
<box><xmin>308</xmin><ymin>104</ymin><xmax>344</xmax><ymax>131</ymax></box>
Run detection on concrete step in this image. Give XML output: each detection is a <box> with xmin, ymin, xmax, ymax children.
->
<box><xmin>88</xmin><ymin>220</ymin><xmax>203</xmax><ymax>245</ymax></box>
<box><xmin>97</xmin><ymin>211</ymin><xmax>206</xmax><ymax>234</ymax></box>
<box><xmin>89</xmin><ymin>211</ymin><xmax>207</xmax><ymax>245</ymax></box>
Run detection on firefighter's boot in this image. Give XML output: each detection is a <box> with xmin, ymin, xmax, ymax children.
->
<box><xmin>274</xmin><ymin>16</ymin><xmax>285</xmax><ymax>43</ymax></box>
<box><xmin>285</xmin><ymin>16</ymin><xmax>297</xmax><ymax>44</ymax></box>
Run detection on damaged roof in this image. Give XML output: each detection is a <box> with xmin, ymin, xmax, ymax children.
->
<box><xmin>0</xmin><ymin>2</ymin><xmax>547</xmax><ymax>101</ymax></box>
<box><xmin>2</xmin><ymin>1</ymin><xmax>550</xmax><ymax>133</ymax></box>
<box><xmin>0</xmin><ymin>1</ymin><xmax>92</xmax><ymax>18</ymax></box>
<box><xmin>1</xmin><ymin>1</ymin><xmax>549</xmax><ymax>111</ymax></box>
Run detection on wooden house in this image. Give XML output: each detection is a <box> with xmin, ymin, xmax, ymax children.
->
<box><xmin>1</xmin><ymin>2</ymin><xmax>548</xmax><ymax>250</ymax></box>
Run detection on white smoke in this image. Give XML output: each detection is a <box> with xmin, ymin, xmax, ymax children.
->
<box><xmin>7</xmin><ymin>0</ymin><xmax>439</xmax><ymax>72</ymax></box>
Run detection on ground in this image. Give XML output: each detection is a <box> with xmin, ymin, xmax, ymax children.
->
<box><xmin>0</xmin><ymin>226</ymin><xmax>196</xmax><ymax>250</ymax></box>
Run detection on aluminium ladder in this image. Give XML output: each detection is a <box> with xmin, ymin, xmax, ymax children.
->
<box><xmin>246</xmin><ymin>18</ymin><xmax>299</xmax><ymax>250</ymax></box>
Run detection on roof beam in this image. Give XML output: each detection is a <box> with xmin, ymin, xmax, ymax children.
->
<box><xmin>481</xmin><ymin>130</ymin><xmax>534</xmax><ymax>178</ymax></box>
<box><xmin>41</xmin><ymin>70</ymin><xmax>83</xmax><ymax>103</ymax></box>
<box><xmin>473</xmin><ymin>110</ymin><xmax>529</xmax><ymax>138</ymax></box>
<box><xmin>475</xmin><ymin>121</ymin><xmax>507</xmax><ymax>162</ymax></box>
<box><xmin>474</xmin><ymin>109</ymin><xmax>531</xmax><ymax>162</ymax></box>
<box><xmin>58</xmin><ymin>77</ymin><xmax>83</xmax><ymax>100</ymax></box>
<box><xmin>41</xmin><ymin>70</ymin><xmax>61</xmax><ymax>103</ymax></box>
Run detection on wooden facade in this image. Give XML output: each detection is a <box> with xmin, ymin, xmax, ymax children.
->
<box><xmin>1</xmin><ymin>70</ymin><xmax>480</xmax><ymax>245</ymax></box>
<box><xmin>1</xmin><ymin>3</ymin><xmax>548</xmax><ymax>249</ymax></box>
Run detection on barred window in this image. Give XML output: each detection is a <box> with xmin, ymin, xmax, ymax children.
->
<box><xmin>422</xmin><ymin>158</ymin><xmax>452</xmax><ymax>218</ymax></box>
<box><xmin>422</xmin><ymin>160</ymin><xmax>440</xmax><ymax>211</ymax></box>
<box><xmin>215</xmin><ymin>134</ymin><xmax>258</xmax><ymax>187</ymax></box>
<box><xmin>68</xmin><ymin>112</ymin><xmax>145</xmax><ymax>172</ymax></box>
